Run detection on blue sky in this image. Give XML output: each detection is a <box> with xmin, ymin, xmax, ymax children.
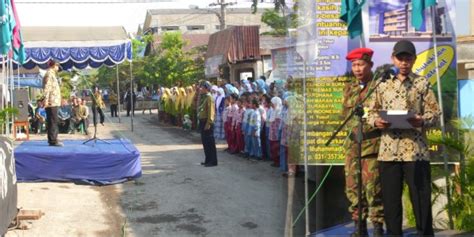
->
<box><xmin>15</xmin><ymin>0</ymin><xmax>274</xmax><ymax>33</ymax></box>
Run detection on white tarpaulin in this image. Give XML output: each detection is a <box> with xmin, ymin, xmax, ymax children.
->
<box><xmin>0</xmin><ymin>136</ymin><xmax>16</xmax><ymax>235</ymax></box>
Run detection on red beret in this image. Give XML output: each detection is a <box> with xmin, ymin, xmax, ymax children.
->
<box><xmin>346</xmin><ymin>48</ymin><xmax>374</xmax><ymax>62</ymax></box>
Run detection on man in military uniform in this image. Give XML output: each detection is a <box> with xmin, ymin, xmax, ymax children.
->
<box><xmin>43</xmin><ymin>60</ymin><xmax>63</xmax><ymax>146</ymax></box>
<box><xmin>198</xmin><ymin>81</ymin><xmax>217</xmax><ymax>167</ymax></box>
<box><xmin>343</xmin><ymin>48</ymin><xmax>384</xmax><ymax>236</ymax></box>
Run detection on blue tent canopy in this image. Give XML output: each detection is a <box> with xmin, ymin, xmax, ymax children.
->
<box><xmin>16</xmin><ymin>26</ymin><xmax>132</xmax><ymax>70</ymax></box>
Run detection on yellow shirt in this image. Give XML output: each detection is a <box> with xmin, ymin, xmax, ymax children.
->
<box><xmin>198</xmin><ymin>93</ymin><xmax>215</xmax><ymax>126</ymax></box>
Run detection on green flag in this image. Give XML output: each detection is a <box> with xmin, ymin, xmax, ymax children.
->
<box><xmin>412</xmin><ymin>0</ymin><xmax>437</xmax><ymax>31</ymax></box>
<box><xmin>340</xmin><ymin>0</ymin><xmax>366</xmax><ymax>39</ymax></box>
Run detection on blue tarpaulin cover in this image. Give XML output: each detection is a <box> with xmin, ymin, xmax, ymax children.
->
<box><xmin>15</xmin><ymin>139</ymin><xmax>141</xmax><ymax>185</ymax></box>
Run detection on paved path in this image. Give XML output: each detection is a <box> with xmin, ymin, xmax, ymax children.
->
<box><xmin>7</xmin><ymin>110</ymin><xmax>304</xmax><ymax>237</ymax></box>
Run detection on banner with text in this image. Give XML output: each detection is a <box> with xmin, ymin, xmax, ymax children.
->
<box><xmin>273</xmin><ymin>0</ymin><xmax>457</xmax><ymax>165</ymax></box>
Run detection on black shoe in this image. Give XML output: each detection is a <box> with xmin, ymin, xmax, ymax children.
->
<box><xmin>200</xmin><ymin>162</ymin><xmax>206</xmax><ymax>166</ymax></box>
<box><xmin>350</xmin><ymin>221</ymin><xmax>368</xmax><ymax>237</ymax></box>
<box><xmin>100</xmin><ymin>123</ymin><xmax>104</xmax><ymax>126</ymax></box>
<box><xmin>49</xmin><ymin>142</ymin><xmax>64</xmax><ymax>147</ymax></box>
<box><xmin>204</xmin><ymin>164</ymin><xmax>217</xmax><ymax>167</ymax></box>
<box><xmin>373</xmin><ymin>222</ymin><xmax>384</xmax><ymax>237</ymax></box>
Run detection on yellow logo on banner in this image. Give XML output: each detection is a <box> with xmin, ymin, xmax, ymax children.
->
<box><xmin>412</xmin><ymin>45</ymin><xmax>454</xmax><ymax>85</ymax></box>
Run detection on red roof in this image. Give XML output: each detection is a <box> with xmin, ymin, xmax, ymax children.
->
<box><xmin>206</xmin><ymin>26</ymin><xmax>261</xmax><ymax>64</ymax></box>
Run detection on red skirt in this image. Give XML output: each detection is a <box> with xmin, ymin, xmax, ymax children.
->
<box><xmin>224</xmin><ymin>120</ymin><xmax>232</xmax><ymax>148</ymax></box>
<box><xmin>270</xmin><ymin>140</ymin><xmax>280</xmax><ymax>166</ymax></box>
<box><xmin>231</xmin><ymin>125</ymin><xmax>244</xmax><ymax>153</ymax></box>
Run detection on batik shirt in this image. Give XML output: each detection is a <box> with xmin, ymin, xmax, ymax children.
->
<box><xmin>43</xmin><ymin>69</ymin><xmax>61</xmax><ymax>107</ymax></box>
<box><xmin>367</xmin><ymin>73</ymin><xmax>440</xmax><ymax>162</ymax></box>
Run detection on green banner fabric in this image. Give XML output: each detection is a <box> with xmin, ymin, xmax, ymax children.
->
<box><xmin>412</xmin><ymin>0</ymin><xmax>437</xmax><ymax>31</ymax></box>
<box><xmin>340</xmin><ymin>0</ymin><xmax>366</xmax><ymax>39</ymax></box>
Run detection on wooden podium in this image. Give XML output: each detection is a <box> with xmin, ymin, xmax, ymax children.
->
<box><xmin>13</xmin><ymin>121</ymin><xmax>29</xmax><ymax>141</ymax></box>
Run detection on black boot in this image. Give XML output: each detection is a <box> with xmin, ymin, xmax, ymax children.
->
<box><xmin>373</xmin><ymin>222</ymin><xmax>384</xmax><ymax>237</ymax></box>
<box><xmin>351</xmin><ymin>220</ymin><xmax>368</xmax><ymax>237</ymax></box>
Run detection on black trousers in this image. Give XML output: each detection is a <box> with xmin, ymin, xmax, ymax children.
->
<box><xmin>92</xmin><ymin>106</ymin><xmax>105</xmax><ymax>125</ymax></box>
<box><xmin>126</xmin><ymin>102</ymin><xmax>135</xmax><ymax>116</ymax></box>
<box><xmin>199</xmin><ymin>119</ymin><xmax>217</xmax><ymax>165</ymax></box>
<box><xmin>58</xmin><ymin>119</ymin><xmax>70</xmax><ymax>133</ymax></box>
<box><xmin>45</xmin><ymin>106</ymin><xmax>59</xmax><ymax>144</ymax></box>
<box><xmin>110</xmin><ymin>104</ymin><xmax>118</xmax><ymax>117</ymax></box>
<box><xmin>379</xmin><ymin>161</ymin><xmax>434</xmax><ymax>236</ymax></box>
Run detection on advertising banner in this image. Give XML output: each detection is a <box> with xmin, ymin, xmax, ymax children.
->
<box><xmin>273</xmin><ymin>0</ymin><xmax>457</xmax><ymax>165</ymax></box>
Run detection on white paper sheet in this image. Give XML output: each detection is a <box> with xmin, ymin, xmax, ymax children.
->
<box><xmin>379</xmin><ymin>110</ymin><xmax>416</xmax><ymax>129</ymax></box>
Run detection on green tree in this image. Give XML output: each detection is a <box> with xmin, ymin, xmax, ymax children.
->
<box><xmin>143</xmin><ymin>32</ymin><xmax>202</xmax><ymax>87</ymax></box>
<box><xmin>253</xmin><ymin>0</ymin><xmax>298</xmax><ymax>36</ymax></box>
<box><xmin>252</xmin><ymin>0</ymin><xmax>288</xmax><ymax>13</ymax></box>
<box><xmin>97</xmin><ymin>32</ymin><xmax>203</xmax><ymax>91</ymax></box>
<box><xmin>261</xmin><ymin>9</ymin><xmax>297</xmax><ymax>36</ymax></box>
<box><xmin>58</xmin><ymin>71</ymin><xmax>74</xmax><ymax>98</ymax></box>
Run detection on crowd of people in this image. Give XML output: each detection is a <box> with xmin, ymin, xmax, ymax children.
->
<box><xmin>156</xmin><ymin>76</ymin><xmax>304</xmax><ymax>176</ymax></box>
<box><xmin>35</xmin><ymin>40</ymin><xmax>438</xmax><ymax>236</ymax></box>
<box><xmin>30</xmin><ymin>95</ymin><xmax>94</xmax><ymax>136</ymax></box>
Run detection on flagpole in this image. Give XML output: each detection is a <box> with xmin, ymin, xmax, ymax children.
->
<box><xmin>303</xmin><ymin>59</ymin><xmax>309</xmax><ymax>236</ymax></box>
<box><xmin>116</xmin><ymin>64</ymin><xmax>121</xmax><ymax>123</ymax></box>
<box><xmin>6</xmin><ymin>58</ymin><xmax>12</xmax><ymax>136</ymax></box>
<box><xmin>430</xmin><ymin>5</ymin><xmax>453</xmax><ymax>230</ymax></box>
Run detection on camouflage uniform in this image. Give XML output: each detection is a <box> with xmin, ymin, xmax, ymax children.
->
<box><xmin>342</xmin><ymin>78</ymin><xmax>384</xmax><ymax>224</ymax></box>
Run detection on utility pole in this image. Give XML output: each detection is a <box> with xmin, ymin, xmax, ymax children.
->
<box><xmin>209</xmin><ymin>0</ymin><xmax>236</xmax><ymax>30</ymax></box>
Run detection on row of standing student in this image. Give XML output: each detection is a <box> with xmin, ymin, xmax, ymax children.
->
<box><xmin>217</xmin><ymin>90</ymin><xmax>299</xmax><ymax>177</ymax></box>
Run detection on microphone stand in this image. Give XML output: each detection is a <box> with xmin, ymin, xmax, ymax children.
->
<box><xmin>83</xmin><ymin>87</ymin><xmax>110</xmax><ymax>146</ymax></box>
<box><xmin>325</xmin><ymin>70</ymin><xmax>389</xmax><ymax>235</ymax></box>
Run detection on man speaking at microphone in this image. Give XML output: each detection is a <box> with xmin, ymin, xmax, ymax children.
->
<box><xmin>343</xmin><ymin>48</ymin><xmax>384</xmax><ymax>237</ymax></box>
<box><xmin>368</xmin><ymin>40</ymin><xmax>440</xmax><ymax>236</ymax></box>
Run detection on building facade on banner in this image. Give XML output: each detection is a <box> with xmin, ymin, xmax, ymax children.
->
<box><xmin>370</xmin><ymin>2</ymin><xmax>453</xmax><ymax>42</ymax></box>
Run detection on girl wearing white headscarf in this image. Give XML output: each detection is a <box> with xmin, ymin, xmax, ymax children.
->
<box><xmin>269</xmin><ymin>97</ymin><xmax>283</xmax><ymax>166</ymax></box>
<box><xmin>214</xmin><ymin>88</ymin><xmax>226</xmax><ymax>140</ymax></box>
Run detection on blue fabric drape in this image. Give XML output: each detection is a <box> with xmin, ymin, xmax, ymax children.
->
<box><xmin>16</xmin><ymin>41</ymin><xmax>131</xmax><ymax>70</ymax></box>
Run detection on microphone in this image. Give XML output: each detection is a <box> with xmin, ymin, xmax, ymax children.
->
<box><xmin>376</xmin><ymin>64</ymin><xmax>399</xmax><ymax>81</ymax></box>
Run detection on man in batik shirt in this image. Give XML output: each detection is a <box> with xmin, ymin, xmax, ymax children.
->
<box><xmin>368</xmin><ymin>40</ymin><xmax>440</xmax><ymax>236</ymax></box>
